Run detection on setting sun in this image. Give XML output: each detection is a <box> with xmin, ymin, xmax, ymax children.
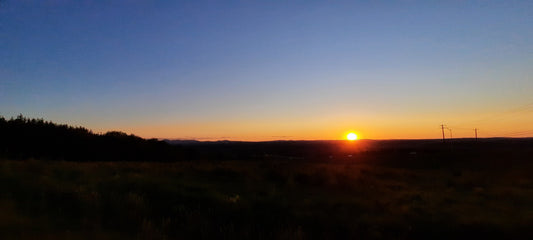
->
<box><xmin>347</xmin><ymin>133</ymin><xmax>358</xmax><ymax>141</ymax></box>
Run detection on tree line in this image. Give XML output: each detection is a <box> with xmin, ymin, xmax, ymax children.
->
<box><xmin>0</xmin><ymin>115</ymin><xmax>184</xmax><ymax>161</ymax></box>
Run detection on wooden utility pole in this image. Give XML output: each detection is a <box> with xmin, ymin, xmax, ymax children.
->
<box><xmin>441</xmin><ymin>124</ymin><xmax>446</xmax><ymax>142</ymax></box>
<box><xmin>474</xmin><ymin>128</ymin><xmax>478</xmax><ymax>141</ymax></box>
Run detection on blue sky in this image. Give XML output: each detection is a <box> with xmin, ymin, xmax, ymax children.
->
<box><xmin>1</xmin><ymin>0</ymin><xmax>532</xmax><ymax>140</ymax></box>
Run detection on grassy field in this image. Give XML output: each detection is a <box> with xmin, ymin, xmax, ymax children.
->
<box><xmin>1</xmin><ymin>154</ymin><xmax>532</xmax><ymax>239</ymax></box>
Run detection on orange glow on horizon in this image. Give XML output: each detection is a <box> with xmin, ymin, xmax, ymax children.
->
<box><xmin>91</xmin><ymin>110</ymin><xmax>533</xmax><ymax>141</ymax></box>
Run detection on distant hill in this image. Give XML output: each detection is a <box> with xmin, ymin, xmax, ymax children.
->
<box><xmin>164</xmin><ymin>139</ymin><xmax>202</xmax><ymax>145</ymax></box>
<box><xmin>2</xmin><ymin>115</ymin><xmax>532</xmax><ymax>163</ymax></box>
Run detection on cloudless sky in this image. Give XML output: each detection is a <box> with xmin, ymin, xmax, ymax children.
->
<box><xmin>1</xmin><ymin>0</ymin><xmax>532</xmax><ymax>140</ymax></box>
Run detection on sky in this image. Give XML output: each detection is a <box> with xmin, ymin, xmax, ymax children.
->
<box><xmin>1</xmin><ymin>0</ymin><xmax>532</xmax><ymax>140</ymax></box>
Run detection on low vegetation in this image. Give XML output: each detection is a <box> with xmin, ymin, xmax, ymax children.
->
<box><xmin>1</xmin><ymin>116</ymin><xmax>532</xmax><ymax>239</ymax></box>
<box><xmin>1</xmin><ymin>157</ymin><xmax>532</xmax><ymax>239</ymax></box>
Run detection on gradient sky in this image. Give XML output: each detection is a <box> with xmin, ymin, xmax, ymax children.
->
<box><xmin>1</xmin><ymin>0</ymin><xmax>532</xmax><ymax>140</ymax></box>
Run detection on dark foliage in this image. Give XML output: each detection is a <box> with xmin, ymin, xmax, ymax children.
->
<box><xmin>1</xmin><ymin>115</ymin><xmax>533</xmax><ymax>239</ymax></box>
<box><xmin>2</xmin><ymin>114</ymin><xmax>532</xmax><ymax>165</ymax></box>
<box><xmin>0</xmin><ymin>115</ymin><xmax>183</xmax><ymax>161</ymax></box>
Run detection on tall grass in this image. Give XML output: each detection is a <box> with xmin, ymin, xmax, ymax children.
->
<box><xmin>1</xmin><ymin>158</ymin><xmax>531</xmax><ymax>239</ymax></box>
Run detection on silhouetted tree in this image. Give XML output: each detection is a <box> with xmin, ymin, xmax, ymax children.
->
<box><xmin>0</xmin><ymin>115</ymin><xmax>183</xmax><ymax>161</ymax></box>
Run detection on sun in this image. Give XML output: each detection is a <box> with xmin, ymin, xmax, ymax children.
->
<box><xmin>347</xmin><ymin>132</ymin><xmax>358</xmax><ymax>141</ymax></box>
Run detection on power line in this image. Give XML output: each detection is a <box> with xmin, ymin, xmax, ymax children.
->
<box><xmin>440</xmin><ymin>124</ymin><xmax>446</xmax><ymax>142</ymax></box>
<box><xmin>450</xmin><ymin>101</ymin><xmax>533</xmax><ymax>127</ymax></box>
<box><xmin>444</xmin><ymin>126</ymin><xmax>453</xmax><ymax>139</ymax></box>
<box><xmin>480</xmin><ymin>129</ymin><xmax>533</xmax><ymax>138</ymax></box>
<box><xmin>500</xmin><ymin>129</ymin><xmax>533</xmax><ymax>137</ymax></box>
<box><xmin>443</xmin><ymin>101</ymin><xmax>533</xmax><ymax>138</ymax></box>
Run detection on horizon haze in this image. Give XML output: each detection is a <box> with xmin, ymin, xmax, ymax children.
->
<box><xmin>1</xmin><ymin>0</ymin><xmax>532</xmax><ymax>141</ymax></box>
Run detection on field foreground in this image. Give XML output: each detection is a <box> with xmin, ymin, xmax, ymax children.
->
<box><xmin>1</xmin><ymin>142</ymin><xmax>533</xmax><ymax>239</ymax></box>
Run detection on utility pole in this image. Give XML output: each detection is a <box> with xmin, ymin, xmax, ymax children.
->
<box><xmin>441</xmin><ymin>124</ymin><xmax>446</xmax><ymax>142</ymax></box>
<box><xmin>474</xmin><ymin>128</ymin><xmax>478</xmax><ymax>141</ymax></box>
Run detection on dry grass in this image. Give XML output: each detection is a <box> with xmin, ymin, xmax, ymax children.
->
<box><xmin>1</xmin><ymin>158</ymin><xmax>532</xmax><ymax>239</ymax></box>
